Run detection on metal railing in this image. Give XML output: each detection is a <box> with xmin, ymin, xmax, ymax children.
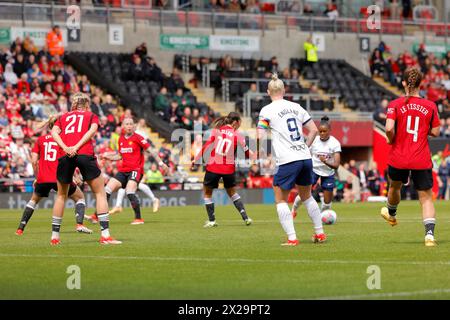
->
<box><xmin>0</xmin><ymin>2</ymin><xmax>448</xmax><ymax>41</ymax></box>
<box><xmin>243</xmin><ymin>92</ymin><xmax>342</xmax><ymax>118</ymax></box>
<box><xmin>221</xmin><ymin>77</ymin><xmax>318</xmax><ymax>102</ymax></box>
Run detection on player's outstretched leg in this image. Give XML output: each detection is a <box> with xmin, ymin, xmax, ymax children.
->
<box><xmin>109</xmin><ymin>188</ymin><xmax>125</xmax><ymax>214</ymax></box>
<box><xmin>418</xmin><ymin>189</ymin><xmax>437</xmax><ymax>247</ymax></box>
<box><xmin>138</xmin><ymin>183</ymin><xmax>160</xmax><ymax>213</ymax></box>
<box><xmin>16</xmin><ymin>196</ymin><xmax>40</xmax><ymax>235</ymax></box>
<box><xmin>227</xmin><ymin>188</ymin><xmax>252</xmax><ymax>226</ymax></box>
<box><xmin>297</xmin><ymin>185</ymin><xmax>326</xmax><ymax>243</ymax></box>
<box><xmin>291</xmin><ymin>195</ymin><xmax>301</xmax><ymax>219</ymax></box>
<box><xmin>381</xmin><ymin>180</ymin><xmax>401</xmax><ymax>226</ymax></box>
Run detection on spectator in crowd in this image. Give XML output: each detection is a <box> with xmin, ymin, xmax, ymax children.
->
<box><xmin>357</xmin><ymin>163</ymin><xmax>368</xmax><ymax>190</ymax></box>
<box><xmin>135</xmin><ymin>42</ymin><xmax>148</xmax><ymax>58</ymax></box>
<box><xmin>166</xmin><ymin>100</ymin><xmax>181</xmax><ymax>125</ymax></box>
<box><xmin>4</xmin><ymin>63</ymin><xmax>18</xmax><ymax>85</ymax></box>
<box><xmin>373</xmin><ymin>98</ymin><xmax>389</xmax><ymax>125</ymax></box>
<box><xmin>165</xmin><ymin>67</ymin><xmax>185</xmax><ymax>92</ymax></box>
<box><xmin>228</xmin><ymin>0</ymin><xmax>241</xmax><ymax>12</ymax></box>
<box><xmin>206</xmin><ymin>0</ymin><xmax>221</xmax><ymax>10</ymax></box>
<box><xmin>180</xmin><ymin>107</ymin><xmax>193</xmax><ymax>130</ymax></box>
<box><xmin>304</xmin><ymin>36</ymin><xmax>318</xmax><ymax>66</ymax></box>
<box><xmin>367</xmin><ymin>162</ymin><xmax>381</xmax><ymax>196</ymax></box>
<box><xmin>438</xmin><ymin>159</ymin><xmax>449</xmax><ymax>200</ymax></box>
<box><xmin>41</xmin><ymin>96</ymin><xmax>57</xmax><ymax>119</ymax></box>
<box><xmin>91</xmin><ymin>95</ymin><xmax>109</xmax><ymax>118</ymax></box>
<box><xmin>46</xmin><ymin>25</ymin><xmax>64</xmax><ymax>57</ymax></box>
<box><xmin>102</xmin><ymin>94</ymin><xmax>117</xmax><ymax>114</ymax></box>
<box><xmin>246</xmin><ymin>0</ymin><xmax>260</xmax><ymax>14</ymax></box>
<box><xmin>128</xmin><ymin>54</ymin><xmax>145</xmax><ymax>81</ymax></box>
<box><xmin>190</xmin><ymin>134</ymin><xmax>203</xmax><ymax>172</ymax></box>
<box><xmin>55</xmin><ymin>95</ymin><xmax>69</xmax><ymax>113</ymax></box>
<box><xmin>154</xmin><ymin>86</ymin><xmax>170</xmax><ymax>116</ymax></box>
<box><xmin>30</xmin><ymin>86</ymin><xmax>45</xmax><ymax>119</ymax></box>
<box><xmin>348</xmin><ymin>159</ymin><xmax>358</xmax><ymax>176</ymax></box>
<box><xmin>343</xmin><ymin>175</ymin><xmax>355</xmax><ymax>203</ymax></box>
<box><xmin>324</xmin><ymin>3</ymin><xmax>339</xmax><ymax>19</ymax></box>
<box><xmin>146</xmin><ymin>163</ymin><xmax>165</xmax><ymax>184</ymax></box>
<box><xmin>304</xmin><ymin>3</ymin><xmax>314</xmax><ymax>15</ymax></box>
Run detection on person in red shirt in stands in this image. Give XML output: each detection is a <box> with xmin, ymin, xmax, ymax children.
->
<box><xmin>381</xmin><ymin>67</ymin><xmax>441</xmax><ymax>247</ymax></box>
<box><xmin>16</xmin><ymin>73</ymin><xmax>31</xmax><ymax>96</ymax></box>
<box><xmin>192</xmin><ymin>112</ymin><xmax>253</xmax><ymax>228</ymax></box>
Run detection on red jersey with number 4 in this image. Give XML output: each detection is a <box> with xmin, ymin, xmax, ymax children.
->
<box><xmin>196</xmin><ymin>125</ymin><xmax>249</xmax><ymax>175</ymax></box>
<box><xmin>118</xmin><ymin>133</ymin><xmax>150</xmax><ymax>173</ymax></box>
<box><xmin>54</xmin><ymin>110</ymin><xmax>99</xmax><ymax>156</ymax></box>
<box><xmin>32</xmin><ymin>134</ymin><xmax>59</xmax><ymax>183</ymax></box>
<box><xmin>386</xmin><ymin>96</ymin><xmax>440</xmax><ymax>170</ymax></box>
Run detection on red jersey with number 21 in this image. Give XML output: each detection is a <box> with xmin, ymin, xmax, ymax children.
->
<box><xmin>197</xmin><ymin>125</ymin><xmax>249</xmax><ymax>175</ymax></box>
<box><xmin>54</xmin><ymin>110</ymin><xmax>99</xmax><ymax>156</ymax></box>
<box><xmin>118</xmin><ymin>133</ymin><xmax>150</xmax><ymax>173</ymax></box>
<box><xmin>386</xmin><ymin>96</ymin><xmax>440</xmax><ymax>170</ymax></box>
<box><xmin>32</xmin><ymin>134</ymin><xmax>58</xmax><ymax>183</ymax></box>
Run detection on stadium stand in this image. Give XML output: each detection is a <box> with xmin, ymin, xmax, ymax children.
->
<box><xmin>369</xmin><ymin>41</ymin><xmax>450</xmax><ymax>136</ymax></box>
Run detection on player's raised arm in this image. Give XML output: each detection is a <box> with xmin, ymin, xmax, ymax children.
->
<box><xmin>192</xmin><ymin>131</ymin><xmax>215</xmax><ymax>168</ymax></box>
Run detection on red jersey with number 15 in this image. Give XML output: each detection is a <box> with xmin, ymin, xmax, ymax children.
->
<box><xmin>386</xmin><ymin>96</ymin><xmax>440</xmax><ymax>170</ymax></box>
<box><xmin>54</xmin><ymin>110</ymin><xmax>99</xmax><ymax>156</ymax></box>
<box><xmin>118</xmin><ymin>133</ymin><xmax>151</xmax><ymax>173</ymax></box>
<box><xmin>32</xmin><ymin>134</ymin><xmax>59</xmax><ymax>183</ymax></box>
<box><xmin>196</xmin><ymin>125</ymin><xmax>249</xmax><ymax>175</ymax></box>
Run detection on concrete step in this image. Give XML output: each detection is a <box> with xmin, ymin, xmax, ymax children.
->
<box><xmin>373</xmin><ymin>76</ymin><xmax>403</xmax><ymax>96</ymax></box>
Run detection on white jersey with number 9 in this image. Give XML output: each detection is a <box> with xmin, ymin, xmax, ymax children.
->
<box><xmin>258</xmin><ymin>99</ymin><xmax>313</xmax><ymax>165</ymax></box>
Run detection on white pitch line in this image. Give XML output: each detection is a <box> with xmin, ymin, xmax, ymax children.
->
<box><xmin>309</xmin><ymin>288</ymin><xmax>450</xmax><ymax>300</ymax></box>
<box><xmin>0</xmin><ymin>253</ymin><xmax>450</xmax><ymax>267</ymax></box>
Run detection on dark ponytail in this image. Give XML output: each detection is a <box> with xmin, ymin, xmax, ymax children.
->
<box><xmin>320</xmin><ymin>115</ymin><xmax>330</xmax><ymax>128</ymax></box>
<box><xmin>212</xmin><ymin>112</ymin><xmax>241</xmax><ymax>129</ymax></box>
<box><xmin>403</xmin><ymin>67</ymin><xmax>423</xmax><ymax>104</ymax></box>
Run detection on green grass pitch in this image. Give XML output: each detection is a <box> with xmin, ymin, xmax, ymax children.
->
<box><xmin>0</xmin><ymin>201</ymin><xmax>449</xmax><ymax>300</ymax></box>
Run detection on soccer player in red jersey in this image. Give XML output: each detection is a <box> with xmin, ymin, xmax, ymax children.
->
<box><xmin>381</xmin><ymin>67</ymin><xmax>441</xmax><ymax>246</ymax></box>
<box><xmin>15</xmin><ymin>117</ymin><xmax>92</xmax><ymax>235</ymax></box>
<box><xmin>101</xmin><ymin>117</ymin><xmax>168</xmax><ymax>224</ymax></box>
<box><xmin>192</xmin><ymin>112</ymin><xmax>253</xmax><ymax>228</ymax></box>
<box><xmin>51</xmin><ymin>92</ymin><xmax>121</xmax><ymax>245</ymax></box>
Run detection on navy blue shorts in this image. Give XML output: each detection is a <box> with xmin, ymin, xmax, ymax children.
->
<box><xmin>273</xmin><ymin>159</ymin><xmax>313</xmax><ymax>190</ymax></box>
<box><xmin>312</xmin><ymin>172</ymin><xmax>335</xmax><ymax>191</ymax></box>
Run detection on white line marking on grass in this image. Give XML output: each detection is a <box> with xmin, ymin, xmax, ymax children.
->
<box><xmin>0</xmin><ymin>253</ymin><xmax>450</xmax><ymax>267</ymax></box>
<box><xmin>310</xmin><ymin>288</ymin><xmax>450</xmax><ymax>300</ymax></box>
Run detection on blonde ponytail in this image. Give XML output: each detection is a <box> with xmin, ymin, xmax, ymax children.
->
<box><xmin>268</xmin><ymin>73</ymin><xmax>285</xmax><ymax>96</ymax></box>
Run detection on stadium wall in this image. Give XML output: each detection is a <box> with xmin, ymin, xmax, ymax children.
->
<box><xmin>0</xmin><ymin>189</ymin><xmax>278</xmax><ymax>210</ymax></box>
<box><xmin>0</xmin><ymin>20</ymin><xmax>419</xmax><ymax>73</ymax></box>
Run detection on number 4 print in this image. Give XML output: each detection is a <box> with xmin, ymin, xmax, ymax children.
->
<box><xmin>406</xmin><ymin>116</ymin><xmax>419</xmax><ymax>142</ymax></box>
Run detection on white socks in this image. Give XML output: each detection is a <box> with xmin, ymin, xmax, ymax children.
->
<box><xmin>138</xmin><ymin>183</ymin><xmax>156</xmax><ymax>202</ymax></box>
<box><xmin>292</xmin><ymin>195</ymin><xmax>301</xmax><ymax>211</ymax></box>
<box><xmin>276</xmin><ymin>202</ymin><xmax>297</xmax><ymax>241</ymax></box>
<box><xmin>303</xmin><ymin>197</ymin><xmax>324</xmax><ymax>235</ymax></box>
<box><xmin>115</xmin><ymin>188</ymin><xmax>126</xmax><ymax>208</ymax></box>
<box><xmin>321</xmin><ymin>202</ymin><xmax>332</xmax><ymax>211</ymax></box>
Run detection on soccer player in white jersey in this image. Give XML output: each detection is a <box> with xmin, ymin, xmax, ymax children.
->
<box><xmin>257</xmin><ymin>74</ymin><xmax>326</xmax><ymax>246</ymax></box>
<box><xmin>291</xmin><ymin>116</ymin><xmax>341</xmax><ymax>217</ymax></box>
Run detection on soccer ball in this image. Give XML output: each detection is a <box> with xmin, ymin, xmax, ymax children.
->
<box><xmin>321</xmin><ymin>210</ymin><xmax>337</xmax><ymax>225</ymax></box>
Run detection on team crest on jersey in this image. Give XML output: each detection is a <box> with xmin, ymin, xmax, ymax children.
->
<box><xmin>129</xmin><ymin>141</ymin><xmax>133</xmax><ymax>146</ymax></box>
